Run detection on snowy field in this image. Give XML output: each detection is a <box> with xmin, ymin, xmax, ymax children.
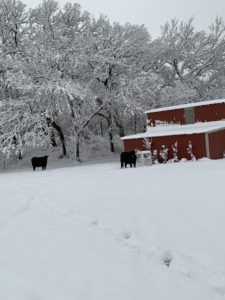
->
<box><xmin>1</xmin><ymin>157</ymin><xmax>225</xmax><ymax>300</ymax></box>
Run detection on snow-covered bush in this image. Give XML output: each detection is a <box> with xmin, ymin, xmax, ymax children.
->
<box><xmin>168</xmin><ymin>142</ymin><xmax>179</xmax><ymax>163</ymax></box>
<box><xmin>187</xmin><ymin>141</ymin><xmax>196</xmax><ymax>161</ymax></box>
<box><xmin>143</xmin><ymin>137</ymin><xmax>152</xmax><ymax>151</ymax></box>
<box><xmin>159</xmin><ymin>145</ymin><xmax>169</xmax><ymax>163</ymax></box>
<box><xmin>143</xmin><ymin>138</ymin><xmax>153</xmax><ymax>165</ymax></box>
<box><xmin>172</xmin><ymin>141</ymin><xmax>179</xmax><ymax>162</ymax></box>
<box><xmin>152</xmin><ymin>150</ymin><xmax>159</xmax><ymax>164</ymax></box>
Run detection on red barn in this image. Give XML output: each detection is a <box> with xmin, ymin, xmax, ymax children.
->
<box><xmin>146</xmin><ymin>99</ymin><xmax>225</xmax><ymax>126</ymax></box>
<box><xmin>121</xmin><ymin>122</ymin><xmax>225</xmax><ymax>161</ymax></box>
<box><xmin>121</xmin><ymin>99</ymin><xmax>225</xmax><ymax>161</ymax></box>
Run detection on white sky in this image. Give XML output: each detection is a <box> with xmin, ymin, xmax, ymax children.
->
<box><xmin>23</xmin><ymin>0</ymin><xmax>225</xmax><ymax>38</ymax></box>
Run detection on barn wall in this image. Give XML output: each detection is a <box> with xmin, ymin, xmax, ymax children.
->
<box><xmin>147</xmin><ymin>109</ymin><xmax>185</xmax><ymax>126</ymax></box>
<box><xmin>208</xmin><ymin>129</ymin><xmax>225</xmax><ymax>159</ymax></box>
<box><xmin>194</xmin><ymin>103</ymin><xmax>225</xmax><ymax>122</ymax></box>
<box><xmin>147</xmin><ymin>103</ymin><xmax>225</xmax><ymax>127</ymax></box>
<box><xmin>123</xmin><ymin>133</ymin><xmax>206</xmax><ymax>161</ymax></box>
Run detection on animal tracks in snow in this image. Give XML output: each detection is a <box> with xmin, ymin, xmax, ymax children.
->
<box><xmin>42</xmin><ymin>199</ymin><xmax>225</xmax><ymax>298</ymax></box>
<box><xmin>0</xmin><ymin>197</ymin><xmax>33</xmax><ymax>232</ymax></box>
<box><xmin>35</xmin><ymin>194</ymin><xmax>225</xmax><ymax>298</ymax></box>
<box><xmin>8</xmin><ymin>181</ymin><xmax>225</xmax><ymax>299</ymax></box>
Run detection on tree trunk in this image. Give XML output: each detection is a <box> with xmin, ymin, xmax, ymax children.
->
<box><xmin>134</xmin><ymin>113</ymin><xmax>137</xmax><ymax>134</ymax></box>
<box><xmin>116</xmin><ymin>121</ymin><xmax>125</xmax><ymax>137</ymax></box>
<box><xmin>18</xmin><ymin>151</ymin><xmax>22</xmax><ymax>160</ymax></box>
<box><xmin>46</xmin><ymin>118</ymin><xmax>57</xmax><ymax>148</ymax></box>
<box><xmin>75</xmin><ymin>133</ymin><xmax>81</xmax><ymax>162</ymax></box>
<box><xmin>97</xmin><ymin>111</ymin><xmax>115</xmax><ymax>152</ymax></box>
<box><xmin>109</xmin><ymin>130</ymin><xmax>114</xmax><ymax>152</ymax></box>
<box><xmin>100</xmin><ymin>120</ymin><xmax>104</xmax><ymax>136</ymax></box>
<box><xmin>108</xmin><ymin>107</ymin><xmax>115</xmax><ymax>152</ymax></box>
<box><xmin>50</xmin><ymin>131</ymin><xmax>57</xmax><ymax>147</ymax></box>
<box><xmin>12</xmin><ymin>135</ymin><xmax>22</xmax><ymax>159</ymax></box>
<box><xmin>51</xmin><ymin>121</ymin><xmax>67</xmax><ymax>157</ymax></box>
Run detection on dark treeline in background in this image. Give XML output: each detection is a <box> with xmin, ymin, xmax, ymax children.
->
<box><xmin>0</xmin><ymin>0</ymin><xmax>225</xmax><ymax>162</ymax></box>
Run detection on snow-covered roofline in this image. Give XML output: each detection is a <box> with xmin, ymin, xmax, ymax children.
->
<box><xmin>121</xmin><ymin>121</ymin><xmax>225</xmax><ymax>140</ymax></box>
<box><xmin>145</xmin><ymin>99</ymin><xmax>225</xmax><ymax>113</ymax></box>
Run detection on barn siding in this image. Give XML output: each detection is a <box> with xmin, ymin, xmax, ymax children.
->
<box><xmin>147</xmin><ymin>109</ymin><xmax>185</xmax><ymax>126</ymax></box>
<box><xmin>194</xmin><ymin>103</ymin><xmax>225</xmax><ymax>122</ymax></box>
<box><xmin>208</xmin><ymin>129</ymin><xmax>225</xmax><ymax>159</ymax></box>
<box><xmin>123</xmin><ymin>133</ymin><xmax>207</xmax><ymax>161</ymax></box>
<box><xmin>147</xmin><ymin>103</ymin><xmax>225</xmax><ymax>127</ymax></box>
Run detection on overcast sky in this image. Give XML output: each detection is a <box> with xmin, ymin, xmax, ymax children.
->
<box><xmin>23</xmin><ymin>0</ymin><xmax>225</xmax><ymax>38</ymax></box>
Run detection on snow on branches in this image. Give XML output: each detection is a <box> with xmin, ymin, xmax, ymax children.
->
<box><xmin>187</xmin><ymin>141</ymin><xmax>196</xmax><ymax>161</ymax></box>
<box><xmin>159</xmin><ymin>145</ymin><xmax>169</xmax><ymax>163</ymax></box>
<box><xmin>0</xmin><ymin>0</ymin><xmax>225</xmax><ymax>162</ymax></box>
<box><xmin>143</xmin><ymin>137</ymin><xmax>153</xmax><ymax>165</ymax></box>
<box><xmin>172</xmin><ymin>141</ymin><xmax>179</xmax><ymax>162</ymax></box>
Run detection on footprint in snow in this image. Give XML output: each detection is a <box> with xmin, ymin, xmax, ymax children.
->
<box><xmin>161</xmin><ymin>252</ymin><xmax>173</xmax><ymax>267</ymax></box>
<box><xmin>122</xmin><ymin>231</ymin><xmax>132</xmax><ymax>240</ymax></box>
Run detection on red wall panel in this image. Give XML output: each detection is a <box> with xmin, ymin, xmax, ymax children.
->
<box><xmin>208</xmin><ymin>129</ymin><xmax>225</xmax><ymax>159</ymax></box>
<box><xmin>147</xmin><ymin>103</ymin><xmax>225</xmax><ymax>127</ymax></box>
<box><xmin>194</xmin><ymin>103</ymin><xmax>225</xmax><ymax>123</ymax></box>
<box><xmin>123</xmin><ymin>133</ymin><xmax>206</xmax><ymax>161</ymax></box>
<box><xmin>147</xmin><ymin>109</ymin><xmax>185</xmax><ymax>126</ymax></box>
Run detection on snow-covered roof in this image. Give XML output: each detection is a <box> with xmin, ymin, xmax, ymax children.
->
<box><xmin>145</xmin><ymin>99</ymin><xmax>225</xmax><ymax>113</ymax></box>
<box><xmin>121</xmin><ymin>121</ymin><xmax>225</xmax><ymax>140</ymax></box>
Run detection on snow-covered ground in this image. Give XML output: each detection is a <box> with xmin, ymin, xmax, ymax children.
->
<box><xmin>0</xmin><ymin>157</ymin><xmax>225</xmax><ymax>300</ymax></box>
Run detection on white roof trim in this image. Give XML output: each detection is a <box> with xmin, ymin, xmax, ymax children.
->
<box><xmin>145</xmin><ymin>99</ymin><xmax>225</xmax><ymax>113</ymax></box>
<box><xmin>121</xmin><ymin>121</ymin><xmax>225</xmax><ymax>140</ymax></box>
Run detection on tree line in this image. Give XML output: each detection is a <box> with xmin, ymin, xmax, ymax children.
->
<box><xmin>0</xmin><ymin>0</ymin><xmax>225</xmax><ymax>161</ymax></box>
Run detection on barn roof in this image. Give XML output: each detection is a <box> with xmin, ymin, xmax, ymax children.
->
<box><xmin>145</xmin><ymin>99</ymin><xmax>225</xmax><ymax>113</ymax></box>
<box><xmin>121</xmin><ymin>121</ymin><xmax>225</xmax><ymax>140</ymax></box>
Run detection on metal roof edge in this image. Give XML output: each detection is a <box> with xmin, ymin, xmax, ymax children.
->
<box><xmin>121</xmin><ymin>124</ymin><xmax>225</xmax><ymax>140</ymax></box>
<box><xmin>206</xmin><ymin>126</ymin><xmax>225</xmax><ymax>134</ymax></box>
<box><xmin>145</xmin><ymin>99</ymin><xmax>225</xmax><ymax>114</ymax></box>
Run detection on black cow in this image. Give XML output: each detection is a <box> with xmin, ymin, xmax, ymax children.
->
<box><xmin>120</xmin><ymin>151</ymin><xmax>137</xmax><ymax>168</ymax></box>
<box><xmin>31</xmin><ymin>156</ymin><xmax>48</xmax><ymax>171</ymax></box>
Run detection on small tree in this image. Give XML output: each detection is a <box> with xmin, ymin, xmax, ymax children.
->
<box><xmin>159</xmin><ymin>145</ymin><xmax>169</xmax><ymax>163</ymax></box>
<box><xmin>143</xmin><ymin>137</ymin><xmax>152</xmax><ymax>151</ymax></box>
<box><xmin>187</xmin><ymin>141</ymin><xmax>196</xmax><ymax>161</ymax></box>
<box><xmin>143</xmin><ymin>137</ymin><xmax>153</xmax><ymax>165</ymax></box>
<box><xmin>152</xmin><ymin>149</ymin><xmax>159</xmax><ymax>164</ymax></box>
<box><xmin>172</xmin><ymin>141</ymin><xmax>179</xmax><ymax>162</ymax></box>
